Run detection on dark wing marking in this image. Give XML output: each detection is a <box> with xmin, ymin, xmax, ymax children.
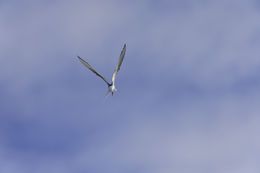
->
<box><xmin>77</xmin><ymin>56</ymin><xmax>110</xmax><ymax>86</ymax></box>
<box><xmin>112</xmin><ymin>44</ymin><xmax>126</xmax><ymax>84</ymax></box>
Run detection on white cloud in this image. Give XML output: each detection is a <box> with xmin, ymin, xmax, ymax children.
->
<box><xmin>1</xmin><ymin>0</ymin><xmax>260</xmax><ymax>92</ymax></box>
<box><xmin>1</xmin><ymin>1</ymin><xmax>260</xmax><ymax>173</ymax></box>
<box><xmin>70</xmin><ymin>94</ymin><xmax>260</xmax><ymax>173</ymax></box>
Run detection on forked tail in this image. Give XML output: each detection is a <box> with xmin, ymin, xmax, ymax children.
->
<box><xmin>104</xmin><ymin>90</ymin><xmax>111</xmax><ymax>98</ymax></box>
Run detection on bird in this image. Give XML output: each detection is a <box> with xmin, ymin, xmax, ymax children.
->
<box><xmin>77</xmin><ymin>44</ymin><xmax>126</xmax><ymax>97</ymax></box>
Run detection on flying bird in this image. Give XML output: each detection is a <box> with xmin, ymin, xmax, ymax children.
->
<box><xmin>77</xmin><ymin>44</ymin><xmax>126</xmax><ymax>97</ymax></box>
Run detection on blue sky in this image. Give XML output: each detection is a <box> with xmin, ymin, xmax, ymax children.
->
<box><xmin>1</xmin><ymin>0</ymin><xmax>260</xmax><ymax>172</ymax></box>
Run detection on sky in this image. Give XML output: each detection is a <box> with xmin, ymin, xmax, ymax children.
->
<box><xmin>1</xmin><ymin>0</ymin><xmax>260</xmax><ymax>172</ymax></box>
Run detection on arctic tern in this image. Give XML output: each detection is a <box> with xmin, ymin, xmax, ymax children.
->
<box><xmin>77</xmin><ymin>44</ymin><xmax>126</xmax><ymax>97</ymax></box>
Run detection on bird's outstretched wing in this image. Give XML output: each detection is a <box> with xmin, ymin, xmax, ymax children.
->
<box><xmin>77</xmin><ymin>56</ymin><xmax>110</xmax><ymax>86</ymax></box>
<box><xmin>112</xmin><ymin>44</ymin><xmax>126</xmax><ymax>84</ymax></box>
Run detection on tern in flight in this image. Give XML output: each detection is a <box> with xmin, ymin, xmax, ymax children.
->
<box><xmin>77</xmin><ymin>44</ymin><xmax>126</xmax><ymax>97</ymax></box>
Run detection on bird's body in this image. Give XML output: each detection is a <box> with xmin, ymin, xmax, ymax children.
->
<box><xmin>108</xmin><ymin>84</ymin><xmax>117</xmax><ymax>96</ymax></box>
<box><xmin>77</xmin><ymin>44</ymin><xmax>126</xmax><ymax>97</ymax></box>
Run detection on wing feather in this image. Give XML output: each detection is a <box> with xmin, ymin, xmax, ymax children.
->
<box><xmin>112</xmin><ymin>44</ymin><xmax>126</xmax><ymax>84</ymax></box>
<box><xmin>77</xmin><ymin>56</ymin><xmax>110</xmax><ymax>86</ymax></box>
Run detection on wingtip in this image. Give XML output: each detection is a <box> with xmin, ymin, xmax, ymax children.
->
<box><xmin>77</xmin><ymin>56</ymin><xmax>82</xmax><ymax>60</ymax></box>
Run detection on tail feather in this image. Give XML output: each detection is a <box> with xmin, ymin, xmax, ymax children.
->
<box><xmin>105</xmin><ymin>90</ymin><xmax>111</xmax><ymax>98</ymax></box>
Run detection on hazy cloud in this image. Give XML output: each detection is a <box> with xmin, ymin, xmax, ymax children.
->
<box><xmin>1</xmin><ymin>0</ymin><xmax>260</xmax><ymax>173</ymax></box>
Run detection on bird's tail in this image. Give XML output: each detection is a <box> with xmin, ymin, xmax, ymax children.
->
<box><xmin>104</xmin><ymin>90</ymin><xmax>111</xmax><ymax>98</ymax></box>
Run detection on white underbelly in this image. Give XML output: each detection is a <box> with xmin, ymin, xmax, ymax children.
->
<box><xmin>109</xmin><ymin>85</ymin><xmax>116</xmax><ymax>92</ymax></box>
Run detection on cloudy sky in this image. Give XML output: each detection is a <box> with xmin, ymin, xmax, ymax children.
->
<box><xmin>1</xmin><ymin>0</ymin><xmax>260</xmax><ymax>172</ymax></box>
